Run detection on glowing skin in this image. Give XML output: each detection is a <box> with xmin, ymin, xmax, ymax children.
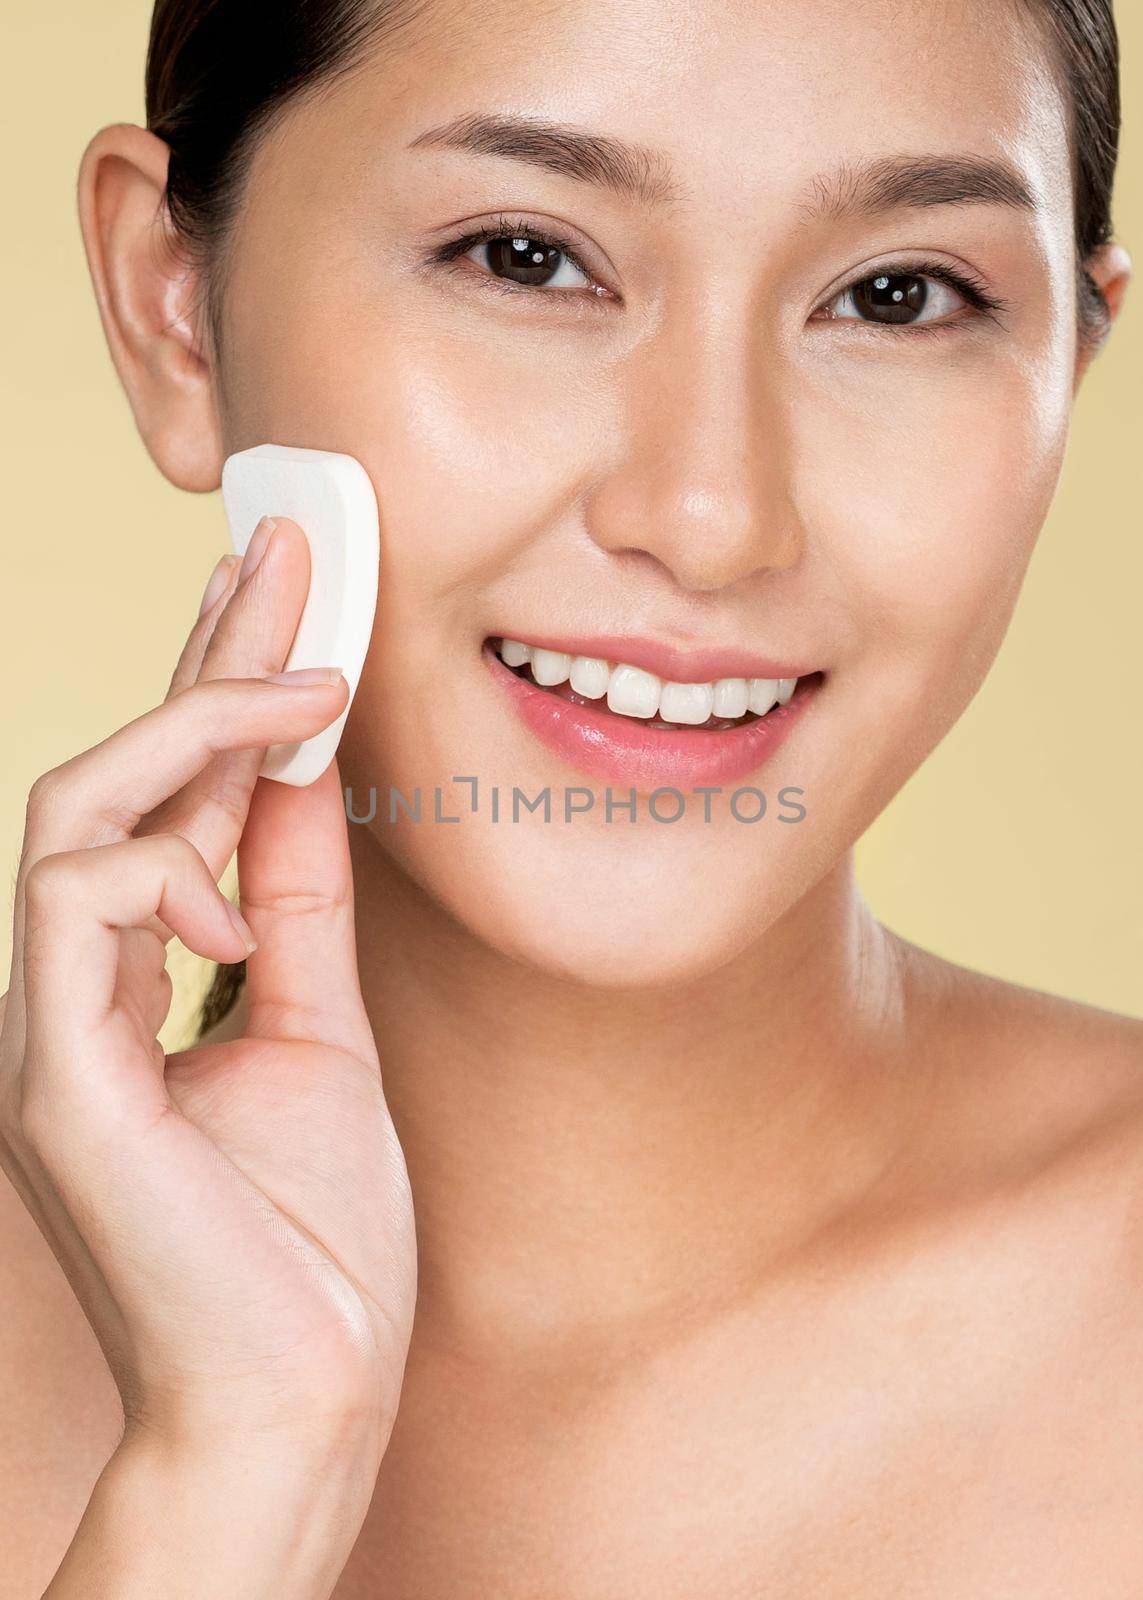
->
<box><xmin>199</xmin><ymin>0</ymin><xmax>1089</xmax><ymax>986</ymax></box>
<box><xmin>4</xmin><ymin>0</ymin><xmax>1143</xmax><ymax>1594</ymax></box>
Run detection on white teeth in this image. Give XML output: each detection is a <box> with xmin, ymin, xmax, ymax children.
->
<box><xmin>496</xmin><ymin>639</ymin><xmax>801</xmax><ymax>724</ymax></box>
<box><xmin>748</xmin><ymin>677</ymin><xmax>779</xmax><ymax>715</ymax></box>
<box><xmin>569</xmin><ymin>655</ymin><xmax>610</xmax><ymax>698</ymax></box>
<box><xmin>500</xmin><ymin>638</ymin><xmax>531</xmax><ymax>668</ymax></box>
<box><xmin>607</xmin><ymin>664</ymin><xmax>661</xmax><ymax>719</ymax></box>
<box><xmin>712</xmin><ymin>677</ymin><xmax>749</xmax><ymax>719</ymax></box>
<box><xmin>659</xmin><ymin>680</ymin><xmax>715</xmax><ymax>725</ymax></box>
<box><xmin>530</xmin><ymin>648</ymin><xmax>572</xmax><ymax>687</ymax></box>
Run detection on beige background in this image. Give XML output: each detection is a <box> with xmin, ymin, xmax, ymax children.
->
<box><xmin>1</xmin><ymin>2</ymin><xmax>1140</xmax><ymax>1048</ymax></box>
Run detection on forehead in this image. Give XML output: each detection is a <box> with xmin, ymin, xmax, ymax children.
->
<box><xmin>335</xmin><ymin>0</ymin><xmax>1071</xmax><ymax>217</ymax></box>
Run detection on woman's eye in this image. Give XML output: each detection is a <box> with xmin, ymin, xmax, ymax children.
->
<box><xmin>441</xmin><ymin>235</ymin><xmax>991</xmax><ymax>326</ymax></box>
<box><xmin>821</xmin><ymin>271</ymin><xmax>970</xmax><ymax>327</ymax></box>
<box><xmin>461</xmin><ymin>233</ymin><xmax>594</xmax><ymax>293</ymax></box>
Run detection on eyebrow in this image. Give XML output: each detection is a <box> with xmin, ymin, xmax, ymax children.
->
<box><xmin>406</xmin><ymin>111</ymin><xmax>688</xmax><ymax>208</ymax></box>
<box><xmin>407</xmin><ymin>112</ymin><xmax>1037</xmax><ymax>224</ymax></box>
<box><xmin>799</xmin><ymin>155</ymin><xmax>1038</xmax><ymax>221</ymax></box>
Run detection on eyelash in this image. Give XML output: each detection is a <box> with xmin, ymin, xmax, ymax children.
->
<box><xmin>820</xmin><ymin>258</ymin><xmax>1009</xmax><ymax>336</ymax></box>
<box><xmin>430</xmin><ymin>214</ymin><xmax>602</xmax><ymax>304</ymax></box>
<box><xmin>428</xmin><ymin>213</ymin><xmax>1008</xmax><ymax>332</ymax></box>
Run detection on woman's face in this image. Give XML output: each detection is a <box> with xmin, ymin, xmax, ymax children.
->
<box><xmin>212</xmin><ymin>0</ymin><xmax>1083</xmax><ymax>984</ymax></box>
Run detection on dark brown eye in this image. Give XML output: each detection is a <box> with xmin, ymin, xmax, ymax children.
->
<box><xmin>819</xmin><ymin>269</ymin><xmax>976</xmax><ymax>329</ymax></box>
<box><xmin>476</xmin><ymin>235</ymin><xmax>584</xmax><ymax>290</ymax></box>
<box><xmin>851</xmin><ymin>273</ymin><xmax>930</xmax><ymax>323</ymax></box>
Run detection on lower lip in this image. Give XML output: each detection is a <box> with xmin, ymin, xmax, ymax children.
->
<box><xmin>483</xmin><ymin>642</ymin><xmax>822</xmax><ymax>791</ymax></box>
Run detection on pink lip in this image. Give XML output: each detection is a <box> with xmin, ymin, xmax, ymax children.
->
<box><xmin>492</xmin><ymin>632</ymin><xmax>816</xmax><ymax>684</ymax></box>
<box><xmin>483</xmin><ymin>642</ymin><xmax>822</xmax><ymax>791</ymax></box>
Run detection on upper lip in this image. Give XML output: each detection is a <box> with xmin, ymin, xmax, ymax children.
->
<box><xmin>489</xmin><ymin>632</ymin><xmax>820</xmax><ymax>685</ymax></box>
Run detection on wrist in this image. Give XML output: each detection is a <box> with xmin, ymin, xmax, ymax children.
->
<box><xmin>45</xmin><ymin>1417</ymin><xmax>385</xmax><ymax>1599</ymax></box>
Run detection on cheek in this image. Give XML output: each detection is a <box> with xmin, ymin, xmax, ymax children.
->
<box><xmin>358</xmin><ymin>331</ymin><xmax>591</xmax><ymax>617</ymax></box>
<box><xmin>763</xmin><ymin>332</ymin><xmax>1076</xmax><ymax>841</ymax></box>
<box><xmin>795</xmin><ymin>335</ymin><xmax>1072</xmax><ymax>697</ymax></box>
<box><xmin>234</xmin><ymin>277</ymin><xmax>612</xmax><ymax>625</ymax></box>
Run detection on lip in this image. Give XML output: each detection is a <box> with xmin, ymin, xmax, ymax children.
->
<box><xmin>491</xmin><ymin>632</ymin><xmax>817</xmax><ymax>685</ymax></box>
<box><xmin>483</xmin><ymin>642</ymin><xmax>823</xmax><ymax>791</ymax></box>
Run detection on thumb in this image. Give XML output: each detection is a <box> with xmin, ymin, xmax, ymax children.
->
<box><xmin>237</xmin><ymin>760</ymin><xmax>375</xmax><ymax>1062</ymax></box>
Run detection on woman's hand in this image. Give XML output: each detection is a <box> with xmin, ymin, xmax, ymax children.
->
<box><xmin>0</xmin><ymin>519</ymin><xmax>416</xmax><ymax>1593</ymax></box>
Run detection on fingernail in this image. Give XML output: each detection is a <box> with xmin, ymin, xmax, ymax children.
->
<box><xmin>198</xmin><ymin>553</ymin><xmax>239</xmax><ymax>617</ymax></box>
<box><xmin>225</xmin><ymin>899</ymin><xmax>258</xmax><ymax>955</ymax></box>
<box><xmin>238</xmin><ymin>517</ymin><xmax>278</xmax><ymax>585</ymax></box>
<box><xmin>264</xmin><ymin>666</ymin><xmax>345</xmax><ymax>686</ymax></box>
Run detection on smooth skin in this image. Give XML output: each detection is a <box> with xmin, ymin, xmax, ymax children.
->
<box><xmin>0</xmin><ymin>533</ymin><xmax>417</xmax><ymax>1596</ymax></box>
<box><xmin>3</xmin><ymin>0</ymin><xmax>1143</xmax><ymax>1594</ymax></box>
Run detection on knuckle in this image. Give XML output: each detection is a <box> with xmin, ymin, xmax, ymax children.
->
<box><xmin>155</xmin><ymin>831</ymin><xmax>204</xmax><ymax>868</ymax></box>
<box><xmin>27</xmin><ymin>759</ymin><xmax>138</xmax><ymax>845</ymax></box>
<box><xmin>240</xmin><ymin>889</ymin><xmax>341</xmax><ymax>917</ymax></box>
<box><xmin>26</xmin><ymin>766</ymin><xmax>71</xmax><ymax>820</ymax></box>
<box><xmin>23</xmin><ymin>850</ymin><xmax>84</xmax><ymax>910</ymax></box>
<box><xmin>147</xmin><ymin>832</ymin><xmax>209</xmax><ymax>887</ymax></box>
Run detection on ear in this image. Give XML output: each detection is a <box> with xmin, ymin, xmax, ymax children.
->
<box><xmin>77</xmin><ymin>123</ymin><xmax>224</xmax><ymax>492</ymax></box>
<box><xmin>1074</xmin><ymin>242</ymin><xmax>1133</xmax><ymax>388</ymax></box>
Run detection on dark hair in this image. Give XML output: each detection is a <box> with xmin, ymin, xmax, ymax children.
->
<box><xmin>1021</xmin><ymin>0</ymin><xmax>1122</xmax><ymax>333</ymax></box>
<box><xmin>146</xmin><ymin>0</ymin><xmax>1121</xmax><ymax>1042</ymax></box>
<box><xmin>146</xmin><ymin>0</ymin><xmax>432</xmax><ymax>353</ymax></box>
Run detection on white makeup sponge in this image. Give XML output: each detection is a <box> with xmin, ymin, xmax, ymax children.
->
<box><xmin>221</xmin><ymin>444</ymin><xmax>380</xmax><ymax>787</ymax></box>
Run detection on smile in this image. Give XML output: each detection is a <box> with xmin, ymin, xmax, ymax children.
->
<box><xmin>494</xmin><ymin>637</ymin><xmax>801</xmax><ymax>729</ymax></box>
<box><xmin>484</xmin><ymin>635</ymin><xmax>824</xmax><ymax>791</ymax></box>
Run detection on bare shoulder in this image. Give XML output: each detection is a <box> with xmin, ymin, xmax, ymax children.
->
<box><xmin>862</xmin><ymin>937</ymin><xmax>1143</xmax><ymax>1436</ymax></box>
<box><xmin>890</xmin><ymin>928</ymin><xmax>1143</xmax><ymax>1091</ymax></box>
<box><xmin>888</xmin><ymin>929</ymin><xmax>1143</xmax><ymax>1257</ymax></box>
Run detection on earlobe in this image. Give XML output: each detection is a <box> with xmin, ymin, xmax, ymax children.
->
<box><xmin>1073</xmin><ymin>243</ymin><xmax>1132</xmax><ymax>389</ymax></box>
<box><xmin>1088</xmin><ymin>241</ymin><xmax>1133</xmax><ymax>324</ymax></box>
<box><xmin>77</xmin><ymin>123</ymin><xmax>224</xmax><ymax>492</ymax></box>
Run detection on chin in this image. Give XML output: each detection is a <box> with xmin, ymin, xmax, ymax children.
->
<box><xmin>431</xmin><ymin>837</ymin><xmax>807</xmax><ymax>991</ymax></box>
<box><xmin>487</xmin><ymin>917</ymin><xmax>754</xmax><ymax>991</ymax></box>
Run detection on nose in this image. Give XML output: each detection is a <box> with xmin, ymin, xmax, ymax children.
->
<box><xmin>585</xmin><ymin>307</ymin><xmax>804</xmax><ymax>593</ymax></box>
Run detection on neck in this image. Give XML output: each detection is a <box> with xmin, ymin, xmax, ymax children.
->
<box><xmin>348</xmin><ymin>829</ymin><xmax>917</xmax><ymax>1360</ymax></box>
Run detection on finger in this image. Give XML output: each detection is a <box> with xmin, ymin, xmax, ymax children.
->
<box><xmin>11</xmin><ymin>832</ymin><xmax>314</xmax><ymax>1394</ymax></box>
<box><xmin>20</xmin><ymin>674</ymin><xmax>346</xmax><ymax>864</ymax></box>
<box><xmin>7</xmin><ymin>675</ymin><xmax>346</xmax><ymax>1038</ymax></box>
<box><xmin>165</xmin><ymin>553</ymin><xmax>242</xmax><ymax>699</ymax></box>
<box><xmin>112</xmin><ymin>927</ymin><xmax>175</xmax><ymax>1041</ymax></box>
<box><xmin>198</xmin><ymin>518</ymin><xmax>311</xmax><ymax>684</ymax></box>
<box><xmin>19</xmin><ymin>832</ymin><xmax>253</xmax><ymax>1117</ymax></box>
<box><xmin>138</xmin><ymin>518</ymin><xmax>314</xmax><ymax>863</ymax></box>
<box><xmin>238</xmin><ymin>760</ymin><xmax>376</xmax><ymax>1062</ymax></box>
